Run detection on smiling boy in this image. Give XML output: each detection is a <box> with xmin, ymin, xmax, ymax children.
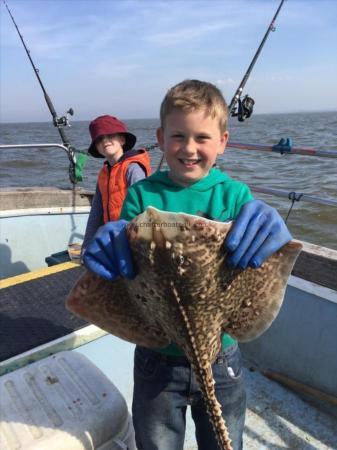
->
<box><xmin>83</xmin><ymin>80</ymin><xmax>292</xmax><ymax>449</ymax></box>
<box><xmin>157</xmin><ymin>108</ymin><xmax>227</xmax><ymax>185</ymax></box>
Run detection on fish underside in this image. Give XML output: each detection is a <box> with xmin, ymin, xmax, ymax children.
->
<box><xmin>67</xmin><ymin>207</ymin><xmax>302</xmax><ymax>450</ymax></box>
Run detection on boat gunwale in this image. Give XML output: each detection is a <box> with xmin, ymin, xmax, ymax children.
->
<box><xmin>0</xmin><ymin>324</ymin><xmax>107</xmax><ymax>376</ymax></box>
<box><xmin>0</xmin><ymin>206</ymin><xmax>91</xmax><ymax>218</ymax></box>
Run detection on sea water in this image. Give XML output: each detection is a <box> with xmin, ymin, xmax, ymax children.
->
<box><xmin>1</xmin><ymin>111</ymin><xmax>336</xmax><ymax>249</ymax></box>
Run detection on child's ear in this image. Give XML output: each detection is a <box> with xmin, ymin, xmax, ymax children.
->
<box><xmin>156</xmin><ymin>127</ymin><xmax>164</xmax><ymax>152</ymax></box>
<box><xmin>218</xmin><ymin>130</ymin><xmax>229</xmax><ymax>155</ymax></box>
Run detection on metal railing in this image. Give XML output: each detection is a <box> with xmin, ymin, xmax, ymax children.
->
<box><xmin>0</xmin><ymin>143</ymin><xmax>71</xmax><ymax>154</ymax></box>
<box><xmin>251</xmin><ymin>187</ymin><xmax>337</xmax><ymax>208</ymax></box>
<box><xmin>1</xmin><ymin>142</ymin><xmax>336</xmax><ymax>209</ymax></box>
<box><xmin>227</xmin><ymin>141</ymin><xmax>337</xmax><ymax>159</ymax></box>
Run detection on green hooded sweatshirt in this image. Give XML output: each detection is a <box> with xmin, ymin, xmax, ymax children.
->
<box><xmin>120</xmin><ymin>168</ymin><xmax>253</xmax><ymax>355</ymax></box>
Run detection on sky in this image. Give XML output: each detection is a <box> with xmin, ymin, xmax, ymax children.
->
<box><xmin>1</xmin><ymin>0</ymin><xmax>337</xmax><ymax>123</ymax></box>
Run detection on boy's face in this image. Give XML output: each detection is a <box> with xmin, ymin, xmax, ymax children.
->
<box><xmin>157</xmin><ymin>109</ymin><xmax>229</xmax><ymax>186</ymax></box>
<box><xmin>96</xmin><ymin>134</ymin><xmax>125</xmax><ymax>163</ymax></box>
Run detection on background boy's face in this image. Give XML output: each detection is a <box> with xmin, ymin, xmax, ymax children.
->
<box><xmin>157</xmin><ymin>109</ymin><xmax>229</xmax><ymax>186</ymax></box>
<box><xmin>96</xmin><ymin>134</ymin><xmax>125</xmax><ymax>163</ymax></box>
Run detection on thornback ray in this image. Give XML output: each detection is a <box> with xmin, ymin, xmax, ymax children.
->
<box><xmin>66</xmin><ymin>207</ymin><xmax>302</xmax><ymax>450</ymax></box>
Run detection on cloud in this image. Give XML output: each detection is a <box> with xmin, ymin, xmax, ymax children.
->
<box><xmin>1</xmin><ymin>0</ymin><xmax>336</xmax><ymax>122</ymax></box>
<box><xmin>144</xmin><ymin>21</ymin><xmax>234</xmax><ymax>46</ymax></box>
<box><xmin>90</xmin><ymin>62</ymin><xmax>143</xmax><ymax>79</ymax></box>
<box><xmin>216</xmin><ymin>78</ymin><xmax>236</xmax><ymax>86</ymax></box>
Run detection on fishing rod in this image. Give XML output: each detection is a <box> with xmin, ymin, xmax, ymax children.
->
<box><xmin>149</xmin><ymin>140</ymin><xmax>337</xmax><ymax>159</ymax></box>
<box><xmin>157</xmin><ymin>0</ymin><xmax>285</xmax><ymax>169</ymax></box>
<box><xmin>229</xmin><ymin>0</ymin><xmax>285</xmax><ymax>121</ymax></box>
<box><xmin>3</xmin><ymin>0</ymin><xmax>79</xmax><ymax>184</ymax></box>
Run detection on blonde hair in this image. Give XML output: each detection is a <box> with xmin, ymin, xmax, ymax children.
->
<box><xmin>159</xmin><ymin>79</ymin><xmax>228</xmax><ymax>132</ymax></box>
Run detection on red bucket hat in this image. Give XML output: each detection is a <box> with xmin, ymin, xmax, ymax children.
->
<box><xmin>88</xmin><ymin>115</ymin><xmax>137</xmax><ymax>158</ymax></box>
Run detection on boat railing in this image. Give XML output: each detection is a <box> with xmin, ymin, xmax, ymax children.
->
<box><xmin>227</xmin><ymin>140</ymin><xmax>337</xmax><ymax>158</ymax></box>
<box><xmin>1</xmin><ymin>142</ymin><xmax>336</xmax><ymax>209</ymax></box>
<box><xmin>147</xmin><ymin>140</ymin><xmax>337</xmax><ymax>159</ymax></box>
<box><xmin>251</xmin><ymin>187</ymin><xmax>337</xmax><ymax>208</ymax></box>
<box><xmin>148</xmin><ymin>140</ymin><xmax>337</xmax><ymax>209</ymax></box>
<box><xmin>0</xmin><ymin>143</ymin><xmax>87</xmax><ymax>183</ymax></box>
<box><xmin>0</xmin><ymin>143</ymin><xmax>71</xmax><ymax>154</ymax></box>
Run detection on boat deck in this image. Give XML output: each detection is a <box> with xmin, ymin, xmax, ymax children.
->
<box><xmin>0</xmin><ymin>264</ymin><xmax>86</xmax><ymax>361</ymax></box>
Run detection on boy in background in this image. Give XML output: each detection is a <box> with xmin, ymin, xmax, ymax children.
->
<box><xmin>83</xmin><ymin>80</ymin><xmax>292</xmax><ymax>450</ymax></box>
<box><xmin>82</xmin><ymin>115</ymin><xmax>151</xmax><ymax>251</ymax></box>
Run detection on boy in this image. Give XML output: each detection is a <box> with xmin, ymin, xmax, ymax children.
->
<box><xmin>83</xmin><ymin>80</ymin><xmax>291</xmax><ymax>450</ymax></box>
<box><xmin>82</xmin><ymin>114</ymin><xmax>151</xmax><ymax>251</ymax></box>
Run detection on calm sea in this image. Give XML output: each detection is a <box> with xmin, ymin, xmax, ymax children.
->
<box><xmin>1</xmin><ymin>111</ymin><xmax>336</xmax><ymax>250</ymax></box>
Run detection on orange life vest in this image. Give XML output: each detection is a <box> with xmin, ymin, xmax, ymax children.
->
<box><xmin>98</xmin><ymin>149</ymin><xmax>151</xmax><ymax>223</ymax></box>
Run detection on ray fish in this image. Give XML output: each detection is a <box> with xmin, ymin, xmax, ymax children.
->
<box><xmin>67</xmin><ymin>207</ymin><xmax>302</xmax><ymax>450</ymax></box>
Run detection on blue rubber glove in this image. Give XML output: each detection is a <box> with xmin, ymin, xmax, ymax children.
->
<box><xmin>83</xmin><ymin>220</ymin><xmax>135</xmax><ymax>281</ymax></box>
<box><xmin>225</xmin><ymin>200</ymin><xmax>292</xmax><ymax>269</ymax></box>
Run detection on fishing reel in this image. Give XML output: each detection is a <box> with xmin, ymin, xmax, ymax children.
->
<box><xmin>231</xmin><ymin>95</ymin><xmax>255</xmax><ymax>122</ymax></box>
<box><xmin>54</xmin><ymin>108</ymin><xmax>74</xmax><ymax>127</ymax></box>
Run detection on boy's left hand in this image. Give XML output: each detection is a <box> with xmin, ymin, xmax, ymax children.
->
<box><xmin>225</xmin><ymin>200</ymin><xmax>292</xmax><ymax>269</ymax></box>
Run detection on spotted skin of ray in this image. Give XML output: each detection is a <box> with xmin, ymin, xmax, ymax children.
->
<box><xmin>67</xmin><ymin>207</ymin><xmax>302</xmax><ymax>450</ymax></box>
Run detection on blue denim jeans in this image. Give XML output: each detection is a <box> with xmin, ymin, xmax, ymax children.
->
<box><xmin>132</xmin><ymin>343</ymin><xmax>246</xmax><ymax>450</ymax></box>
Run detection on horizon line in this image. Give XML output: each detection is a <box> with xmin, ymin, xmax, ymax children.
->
<box><xmin>1</xmin><ymin>109</ymin><xmax>337</xmax><ymax>125</ymax></box>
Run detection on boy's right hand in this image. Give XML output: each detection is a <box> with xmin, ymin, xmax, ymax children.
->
<box><xmin>225</xmin><ymin>199</ymin><xmax>292</xmax><ymax>269</ymax></box>
<box><xmin>83</xmin><ymin>220</ymin><xmax>135</xmax><ymax>281</ymax></box>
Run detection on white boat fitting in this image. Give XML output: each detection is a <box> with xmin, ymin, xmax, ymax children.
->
<box><xmin>0</xmin><ymin>351</ymin><xmax>136</xmax><ymax>450</ymax></box>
